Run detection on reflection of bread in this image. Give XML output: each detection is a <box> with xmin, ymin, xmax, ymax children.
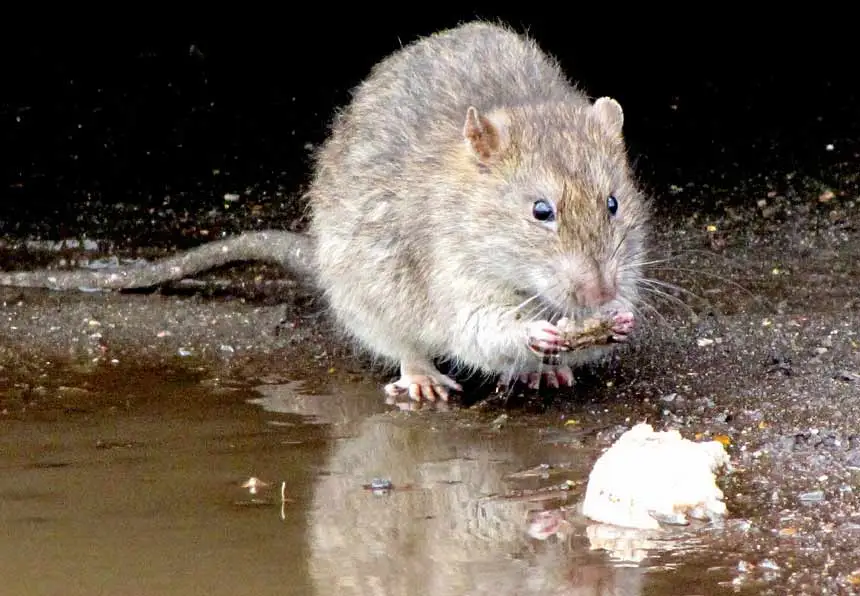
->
<box><xmin>306</xmin><ymin>412</ymin><xmax>646</xmax><ymax>595</ymax></box>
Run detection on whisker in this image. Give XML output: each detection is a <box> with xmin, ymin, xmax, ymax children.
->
<box><xmin>536</xmin><ymin>302</ymin><xmax>553</xmax><ymax>323</ymax></box>
<box><xmin>646</xmin><ymin>266</ymin><xmax>762</xmax><ymax>304</ymax></box>
<box><xmin>623</xmin><ymin>244</ymin><xmax>766</xmax><ymax>275</ymax></box>
<box><xmin>628</xmin><ymin>301</ymin><xmax>678</xmax><ymax>337</ymax></box>
<box><xmin>503</xmin><ymin>292</ymin><xmax>542</xmax><ymax>319</ymax></box>
<box><xmin>637</xmin><ymin>285</ymin><xmax>699</xmax><ymax>317</ymax></box>
<box><xmin>637</xmin><ymin>282</ymin><xmax>694</xmax><ymax>308</ymax></box>
<box><xmin>620</xmin><ymin>256</ymin><xmax>673</xmax><ymax>270</ymax></box>
<box><xmin>610</xmin><ymin>227</ymin><xmax>629</xmax><ymax>262</ymax></box>
<box><xmin>630</xmin><ymin>300</ymin><xmax>668</xmax><ymax>328</ymax></box>
<box><xmin>638</xmin><ymin>277</ymin><xmax>708</xmax><ymax>305</ymax></box>
<box><xmin>659</xmin><ymin>248</ymin><xmax>759</xmax><ymax>270</ymax></box>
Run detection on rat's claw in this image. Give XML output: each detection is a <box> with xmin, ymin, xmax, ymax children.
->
<box><xmin>516</xmin><ymin>366</ymin><xmax>575</xmax><ymax>390</ymax></box>
<box><xmin>384</xmin><ymin>373</ymin><xmax>462</xmax><ymax>402</ymax></box>
<box><xmin>526</xmin><ymin>320</ymin><xmax>569</xmax><ymax>355</ymax></box>
<box><xmin>517</xmin><ymin>372</ymin><xmax>541</xmax><ymax>389</ymax></box>
<box><xmin>610</xmin><ymin>312</ymin><xmax>635</xmax><ymax>342</ymax></box>
<box><xmin>555</xmin><ymin>365</ymin><xmax>574</xmax><ymax>386</ymax></box>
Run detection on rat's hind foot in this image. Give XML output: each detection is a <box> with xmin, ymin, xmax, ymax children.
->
<box><xmin>516</xmin><ymin>365</ymin><xmax>575</xmax><ymax>390</ymax></box>
<box><xmin>384</xmin><ymin>374</ymin><xmax>461</xmax><ymax>402</ymax></box>
<box><xmin>610</xmin><ymin>312</ymin><xmax>635</xmax><ymax>342</ymax></box>
<box><xmin>384</xmin><ymin>360</ymin><xmax>463</xmax><ymax>402</ymax></box>
<box><xmin>525</xmin><ymin>320</ymin><xmax>569</xmax><ymax>356</ymax></box>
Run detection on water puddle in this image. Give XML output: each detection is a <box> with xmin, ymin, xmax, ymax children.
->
<box><xmin>1</xmin><ymin>365</ymin><xmax>743</xmax><ymax>595</ymax></box>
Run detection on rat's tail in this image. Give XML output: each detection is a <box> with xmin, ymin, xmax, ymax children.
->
<box><xmin>0</xmin><ymin>230</ymin><xmax>315</xmax><ymax>291</ymax></box>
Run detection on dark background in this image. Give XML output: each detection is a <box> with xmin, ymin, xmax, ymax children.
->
<box><xmin>0</xmin><ymin>12</ymin><xmax>856</xmax><ymax>246</ymax></box>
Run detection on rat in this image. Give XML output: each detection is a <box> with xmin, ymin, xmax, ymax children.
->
<box><xmin>0</xmin><ymin>21</ymin><xmax>651</xmax><ymax>402</ymax></box>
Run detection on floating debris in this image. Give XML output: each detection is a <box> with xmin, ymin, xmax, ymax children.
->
<box><xmin>363</xmin><ymin>478</ymin><xmax>396</xmax><ymax>495</ymax></box>
<box><xmin>241</xmin><ymin>477</ymin><xmax>269</xmax><ymax>495</ymax></box>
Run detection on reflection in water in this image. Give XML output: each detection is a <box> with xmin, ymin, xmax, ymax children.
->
<box><xmin>0</xmin><ymin>365</ymin><xmax>723</xmax><ymax>595</ymax></box>
<box><xmin>252</xmin><ymin>381</ymin><xmax>649</xmax><ymax>595</ymax></box>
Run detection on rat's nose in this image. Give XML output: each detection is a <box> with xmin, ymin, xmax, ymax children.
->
<box><xmin>575</xmin><ymin>272</ymin><xmax>617</xmax><ymax>308</ymax></box>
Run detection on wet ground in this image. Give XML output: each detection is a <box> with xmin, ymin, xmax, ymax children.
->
<box><xmin>2</xmin><ymin>24</ymin><xmax>860</xmax><ymax>596</ymax></box>
<box><xmin>2</xmin><ymin>173</ymin><xmax>860</xmax><ymax>594</ymax></box>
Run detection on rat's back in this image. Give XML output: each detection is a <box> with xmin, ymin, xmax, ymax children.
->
<box><xmin>313</xmin><ymin>21</ymin><xmax>584</xmax><ymax>182</ymax></box>
<box><xmin>354</xmin><ymin>22</ymin><xmax>580</xmax><ymax>148</ymax></box>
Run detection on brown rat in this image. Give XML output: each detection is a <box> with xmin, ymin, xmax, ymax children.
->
<box><xmin>0</xmin><ymin>21</ymin><xmax>651</xmax><ymax>402</ymax></box>
<box><xmin>306</xmin><ymin>21</ymin><xmax>650</xmax><ymax>401</ymax></box>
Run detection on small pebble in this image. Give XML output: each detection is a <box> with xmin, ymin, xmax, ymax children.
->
<box><xmin>838</xmin><ymin>522</ymin><xmax>860</xmax><ymax>533</ymax></box>
<box><xmin>728</xmin><ymin>519</ymin><xmax>752</xmax><ymax>532</ymax></box>
<box><xmin>845</xmin><ymin>451</ymin><xmax>860</xmax><ymax>470</ymax></box>
<box><xmin>821</xmin><ymin>434</ymin><xmax>840</xmax><ymax>449</ymax></box>
<box><xmin>798</xmin><ymin>490</ymin><xmax>825</xmax><ymax>503</ymax></box>
<box><xmin>836</xmin><ymin>370</ymin><xmax>860</xmax><ymax>382</ymax></box>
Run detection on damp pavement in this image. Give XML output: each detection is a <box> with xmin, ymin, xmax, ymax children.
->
<box><xmin>2</xmin><ymin>33</ymin><xmax>860</xmax><ymax>596</ymax></box>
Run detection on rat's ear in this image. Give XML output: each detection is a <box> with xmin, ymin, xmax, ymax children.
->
<box><xmin>463</xmin><ymin>106</ymin><xmax>508</xmax><ymax>161</ymax></box>
<box><xmin>590</xmin><ymin>97</ymin><xmax>624</xmax><ymax>138</ymax></box>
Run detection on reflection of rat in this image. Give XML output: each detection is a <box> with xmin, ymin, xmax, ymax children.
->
<box><xmin>0</xmin><ymin>21</ymin><xmax>650</xmax><ymax>402</ymax></box>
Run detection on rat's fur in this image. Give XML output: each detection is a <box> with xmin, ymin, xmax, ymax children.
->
<box><xmin>306</xmin><ymin>21</ymin><xmax>650</xmax><ymax>400</ymax></box>
<box><xmin>0</xmin><ymin>21</ymin><xmax>651</xmax><ymax>401</ymax></box>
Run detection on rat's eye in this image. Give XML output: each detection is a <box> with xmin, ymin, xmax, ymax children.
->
<box><xmin>607</xmin><ymin>195</ymin><xmax>619</xmax><ymax>216</ymax></box>
<box><xmin>532</xmin><ymin>199</ymin><xmax>555</xmax><ymax>222</ymax></box>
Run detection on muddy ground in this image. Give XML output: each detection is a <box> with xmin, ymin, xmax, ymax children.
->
<box><xmin>1</xmin><ymin>169</ymin><xmax>859</xmax><ymax>594</ymax></box>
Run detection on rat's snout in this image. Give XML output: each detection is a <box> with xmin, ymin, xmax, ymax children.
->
<box><xmin>556</xmin><ymin>256</ymin><xmax>619</xmax><ymax>310</ymax></box>
<box><xmin>574</xmin><ymin>269</ymin><xmax>618</xmax><ymax>309</ymax></box>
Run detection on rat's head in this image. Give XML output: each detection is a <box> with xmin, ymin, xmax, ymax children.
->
<box><xmin>460</xmin><ymin>97</ymin><xmax>650</xmax><ymax>320</ymax></box>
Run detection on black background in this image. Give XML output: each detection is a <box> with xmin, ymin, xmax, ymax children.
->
<box><xmin>0</xmin><ymin>11</ymin><xmax>856</xmax><ymax>240</ymax></box>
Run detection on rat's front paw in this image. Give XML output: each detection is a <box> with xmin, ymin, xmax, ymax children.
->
<box><xmin>526</xmin><ymin>320</ymin><xmax>569</xmax><ymax>356</ymax></box>
<box><xmin>610</xmin><ymin>312</ymin><xmax>635</xmax><ymax>342</ymax></box>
